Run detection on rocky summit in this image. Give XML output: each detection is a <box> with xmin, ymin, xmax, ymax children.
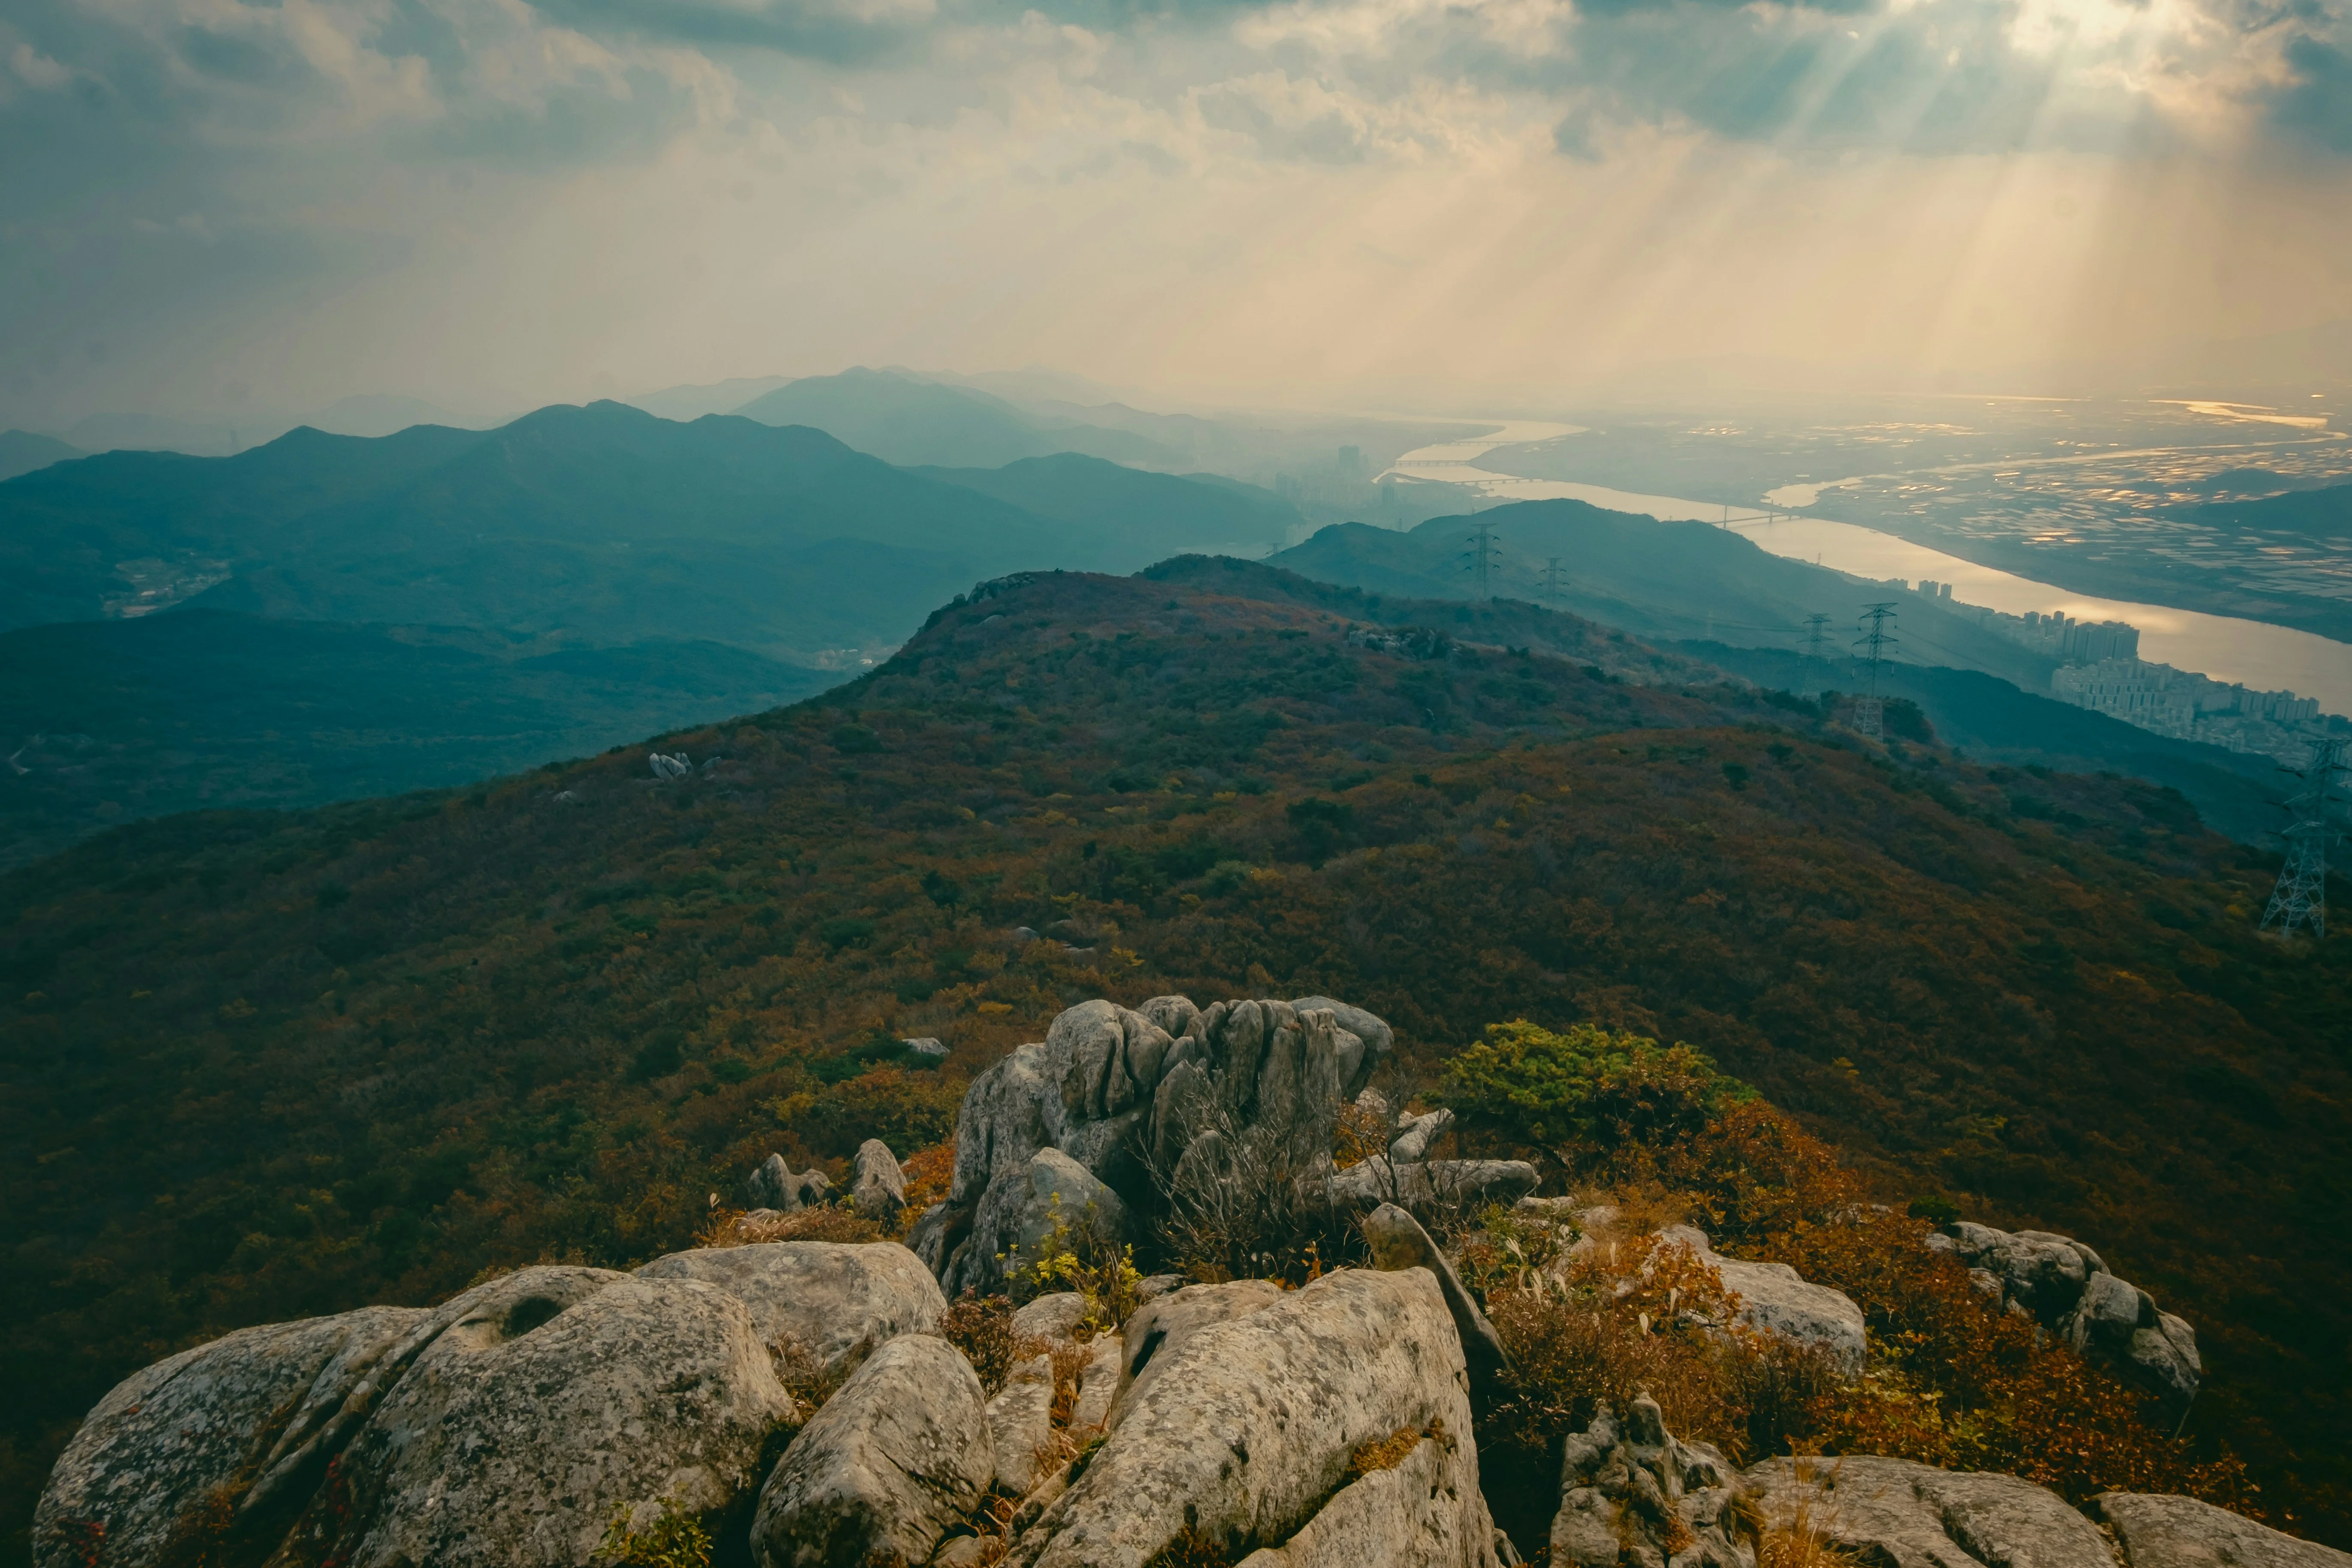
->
<box><xmin>31</xmin><ymin>993</ymin><xmax>2337</xmax><ymax>1568</ymax></box>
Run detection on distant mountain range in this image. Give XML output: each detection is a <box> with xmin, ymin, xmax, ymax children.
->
<box><xmin>730</xmin><ymin>367</ymin><xmax>1183</xmax><ymax>468</ymax></box>
<box><xmin>0</xmin><ymin>401</ymin><xmax>1296</xmax><ymax>653</ymax></box>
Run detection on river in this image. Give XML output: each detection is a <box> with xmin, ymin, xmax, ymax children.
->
<box><xmin>1384</xmin><ymin>424</ymin><xmax>2352</xmax><ymax>716</ymax></box>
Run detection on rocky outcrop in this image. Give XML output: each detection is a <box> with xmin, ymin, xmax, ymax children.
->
<box><xmin>1549</xmin><ymin>1397</ymin><xmax>1752</xmax><ymax>1568</ymax></box>
<box><xmin>1009</xmin><ymin>1146</ymin><xmax>1129</xmax><ymax>1268</ymax></box>
<box><xmin>1932</xmin><ymin>1221</ymin><xmax>2199</xmax><ymax>1420</ymax></box>
<box><xmin>2092</xmin><ymin>1491</ymin><xmax>2352</xmax><ymax>1567</ymax></box>
<box><xmin>852</xmin><ymin>1138</ymin><xmax>908</xmax><ymax>1219</ymax></box>
<box><xmin>294</xmin><ymin>1267</ymin><xmax>795</xmax><ymax>1568</ymax></box>
<box><xmin>635</xmin><ymin>1239</ymin><xmax>946</xmax><ymax>1377</ymax></box>
<box><xmin>1745</xmin><ymin>1454</ymin><xmax>2114</xmax><ymax>1568</ymax></box>
<box><xmin>752</xmin><ymin>1333</ymin><xmax>993</xmax><ymax>1568</ymax></box>
<box><xmin>914</xmin><ymin>995</ymin><xmax>1394</xmax><ymax>1295</ymax></box>
<box><xmin>32</xmin><ymin>1305</ymin><xmax>426</xmax><ymax>1568</ymax></box>
<box><xmin>1330</xmin><ymin>1156</ymin><xmax>1540</xmax><ymax>1217</ymax></box>
<box><xmin>747</xmin><ymin>1151</ymin><xmax>834</xmax><ymax>1211</ymax></box>
<box><xmin>1007</xmin><ymin>1267</ymin><xmax>1496</xmax><ymax>1568</ymax></box>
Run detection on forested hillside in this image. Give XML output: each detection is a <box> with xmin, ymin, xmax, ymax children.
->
<box><xmin>2</xmin><ymin>563</ymin><xmax>2346</xmax><ymax>1559</ymax></box>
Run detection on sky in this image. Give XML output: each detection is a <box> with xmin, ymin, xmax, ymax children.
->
<box><xmin>3</xmin><ymin>0</ymin><xmax>2349</xmax><ymax>428</ymax></box>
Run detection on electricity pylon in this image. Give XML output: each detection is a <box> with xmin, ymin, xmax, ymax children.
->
<box><xmin>1540</xmin><ymin>557</ymin><xmax>1564</xmax><ymax>607</ymax></box>
<box><xmin>1850</xmin><ymin>602</ymin><xmax>1899</xmax><ymax>739</ymax></box>
<box><xmin>1463</xmin><ymin>523</ymin><xmax>1500</xmax><ymax>599</ymax></box>
<box><xmin>2261</xmin><ymin>735</ymin><xmax>2349</xmax><ymax>939</ymax></box>
<box><xmin>1804</xmin><ymin>614</ymin><xmax>1830</xmax><ymax>660</ymax></box>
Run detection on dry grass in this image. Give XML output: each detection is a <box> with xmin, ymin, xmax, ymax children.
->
<box><xmin>1346</xmin><ymin>1422</ymin><xmax>1433</xmax><ymax>1479</ymax></box>
<box><xmin>1755</xmin><ymin>1460</ymin><xmax>1861</xmax><ymax>1568</ymax></box>
<box><xmin>1331</xmin><ymin>1101</ymin><xmax>1389</xmax><ymax>1170</ymax></box>
<box><xmin>693</xmin><ymin>1204</ymin><xmax>884</xmax><ymax>1249</ymax></box>
<box><xmin>940</xmin><ymin>1292</ymin><xmax>1048</xmax><ymax>1397</ymax></box>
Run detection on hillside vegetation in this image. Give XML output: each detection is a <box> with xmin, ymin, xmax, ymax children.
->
<box><xmin>2</xmin><ymin>563</ymin><xmax>2347</xmax><ymax>1560</ymax></box>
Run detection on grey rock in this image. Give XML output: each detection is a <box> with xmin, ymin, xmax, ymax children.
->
<box><xmin>1012</xmin><ymin>1291</ymin><xmax>1089</xmax><ymax>1343</ymax></box>
<box><xmin>754</xmin><ymin>1333</ymin><xmax>993</xmax><ymax>1568</ymax></box>
<box><xmin>1236</xmin><ymin>1426</ymin><xmax>1497</xmax><ymax>1568</ymax></box>
<box><xmin>1354</xmin><ymin>1087</ymin><xmax>1397</xmax><ymax>1134</ymax></box>
<box><xmin>1109</xmin><ymin>1278</ymin><xmax>1287</xmax><ymax>1430</ymax></box>
<box><xmin>1389</xmin><ymin>1108</ymin><xmax>1454</xmax><ymax>1161</ymax></box>
<box><xmin>649</xmin><ymin>751</ymin><xmax>690</xmax><ymax>779</ymax></box>
<box><xmin>317</xmin><ymin>1268</ymin><xmax>795</xmax><ymax>1568</ymax></box>
<box><xmin>1552</xmin><ymin>1398</ymin><xmax>1751</xmax><ymax>1568</ymax></box>
<box><xmin>1070</xmin><ymin>1332</ymin><xmax>1124</xmax><ymax>1430</ymax></box>
<box><xmin>1134</xmin><ymin>1274</ymin><xmax>1186</xmax><ymax>1303</ymax></box>
<box><xmin>852</xmin><ymin>1139</ymin><xmax>908</xmax><ymax>1219</ymax></box>
<box><xmin>1363</xmin><ymin>1202</ymin><xmax>1509</xmax><ymax>1394</ymax></box>
<box><xmin>1712</xmin><ymin>1257</ymin><xmax>1868</xmax><ymax>1378</ymax></box>
<box><xmin>1138</xmin><ymin>993</ymin><xmax>1203</xmax><ymax>1043</ymax></box>
<box><xmin>1745</xmin><ymin>1454</ymin><xmax>2114</xmax><ymax>1568</ymax></box>
<box><xmin>1008</xmin><ymin>1268</ymin><xmax>1492</xmax><ymax>1568</ymax></box>
<box><xmin>1939</xmin><ymin>1219</ymin><xmax>2199</xmax><ymax>1421</ymax></box>
<box><xmin>747</xmin><ymin>1152</ymin><xmax>834</xmax><ymax>1212</ymax></box>
<box><xmin>1329</xmin><ymin>1157</ymin><xmax>1540</xmax><ymax>1217</ymax></box>
<box><xmin>986</xmin><ymin>1355</ymin><xmax>1060</xmax><ymax>1496</ymax></box>
<box><xmin>905</xmin><ymin>1036</ymin><xmax>951</xmax><ymax>1060</ymax></box>
<box><xmin>1010</xmin><ymin>1146</ymin><xmax>1130</xmax><ymax>1268</ymax></box>
<box><xmin>636</xmin><ymin>1240</ymin><xmax>946</xmax><ymax>1377</ymax></box>
<box><xmin>2092</xmin><ymin>1490</ymin><xmax>2352</xmax><ymax>1567</ymax></box>
<box><xmin>1288</xmin><ymin>995</ymin><xmax>1396</xmax><ymax>1097</ymax></box>
<box><xmin>33</xmin><ymin>1306</ymin><xmax>425</xmax><ymax>1568</ymax></box>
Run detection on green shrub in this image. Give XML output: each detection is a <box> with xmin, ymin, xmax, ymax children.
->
<box><xmin>1438</xmin><ymin>1020</ymin><xmax>1749</xmax><ymax>1166</ymax></box>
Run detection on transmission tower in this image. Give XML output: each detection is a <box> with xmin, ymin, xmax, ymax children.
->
<box><xmin>2260</xmin><ymin>735</ymin><xmax>2349</xmax><ymax>939</ymax></box>
<box><xmin>1540</xmin><ymin>556</ymin><xmax>1564</xmax><ymax>607</ymax></box>
<box><xmin>1803</xmin><ymin>614</ymin><xmax>1830</xmax><ymax>660</ymax></box>
<box><xmin>1462</xmin><ymin>522</ymin><xmax>1500</xmax><ymax>599</ymax></box>
<box><xmin>1850</xmin><ymin>602</ymin><xmax>1899</xmax><ymax>739</ymax></box>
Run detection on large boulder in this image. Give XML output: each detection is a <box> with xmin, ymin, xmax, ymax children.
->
<box><xmin>1933</xmin><ymin>1220</ymin><xmax>2199</xmax><ymax>1420</ymax></box>
<box><xmin>1008</xmin><ymin>1267</ymin><xmax>1495</xmax><ymax>1568</ymax></box>
<box><xmin>1745</xmin><ymin>1454</ymin><xmax>2115</xmax><ymax>1568</ymax></box>
<box><xmin>1009</xmin><ymin>1146</ymin><xmax>1130</xmax><ymax>1268</ymax></box>
<box><xmin>32</xmin><ymin>1306</ymin><xmax>425</xmax><ymax>1568</ymax></box>
<box><xmin>1236</xmin><ymin>1424</ymin><xmax>1495</xmax><ymax>1568</ymax></box>
<box><xmin>752</xmin><ymin>1333</ymin><xmax>994</xmax><ymax>1568</ymax></box>
<box><xmin>2092</xmin><ymin>1492</ymin><xmax>2352</xmax><ymax>1566</ymax></box>
<box><xmin>635</xmin><ymin>1240</ymin><xmax>946</xmax><ymax>1377</ymax></box>
<box><xmin>1549</xmin><ymin>1397</ymin><xmax>1751</xmax><ymax>1568</ymax></box>
<box><xmin>1108</xmin><ymin>1277</ymin><xmax>1287</xmax><ymax>1429</ymax></box>
<box><xmin>302</xmin><ymin>1267</ymin><xmax>797</xmax><ymax>1568</ymax></box>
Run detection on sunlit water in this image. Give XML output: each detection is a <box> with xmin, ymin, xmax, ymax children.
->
<box><xmin>1384</xmin><ymin>428</ymin><xmax>2352</xmax><ymax>715</ymax></box>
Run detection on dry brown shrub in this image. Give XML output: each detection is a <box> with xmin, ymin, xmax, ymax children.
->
<box><xmin>941</xmin><ymin>1292</ymin><xmax>1047</xmax><ymax>1397</ymax></box>
<box><xmin>1755</xmin><ymin>1460</ymin><xmax>1861</xmax><ymax>1568</ymax></box>
<box><xmin>894</xmin><ymin>1141</ymin><xmax>956</xmax><ymax>1235</ymax></box>
<box><xmin>694</xmin><ymin>1203</ymin><xmax>884</xmax><ymax>1249</ymax></box>
<box><xmin>1331</xmin><ymin>1100</ymin><xmax>1389</xmax><ymax>1169</ymax></box>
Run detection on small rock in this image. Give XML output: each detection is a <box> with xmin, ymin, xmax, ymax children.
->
<box><xmin>1070</xmin><ymin>1332</ymin><xmax>1123</xmax><ymax>1429</ymax></box>
<box><xmin>1135</xmin><ymin>1274</ymin><xmax>1186</xmax><ymax>1303</ymax></box>
<box><xmin>986</xmin><ymin>1355</ymin><xmax>1058</xmax><ymax>1496</ymax></box>
<box><xmin>1329</xmin><ymin>1157</ymin><xmax>1539</xmax><ymax>1216</ymax></box>
<box><xmin>1712</xmin><ymin>1256</ymin><xmax>1867</xmax><ymax>1378</ymax></box>
<box><xmin>746</xmin><ymin>1153</ymin><xmax>834</xmax><ymax>1212</ymax></box>
<box><xmin>752</xmin><ymin>1334</ymin><xmax>993</xmax><ymax>1568</ymax></box>
<box><xmin>1010</xmin><ymin>1147</ymin><xmax>1129</xmax><ymax>1266</ymax></box>
<box><xmin>1012</xmin><ymin>1292</ymin><xmax>1089</xmax><ymax>1343</ymax></box>
<box><xmin>1388</xmin><ymin>1108</ymin><xmax>1453</xmax><ymax>1161</ymax></box>
<box><xmin>905</xmin><ymin>1036</ymin><xmax>951</xmax><ymax>1060</ymax></box>
<box><xmin>1552</xmin><ymin>1397</ymin><xmax>1750</xmax><ymax>1568</ymax></box>
<box><xmin>852</xmin><ymin>1139</ymin><xmax>908</xmax><ymax>1219</ymax></box>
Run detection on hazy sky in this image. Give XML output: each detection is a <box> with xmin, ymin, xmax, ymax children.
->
<box><xmin>4</xmin><ymin>0</ymin><xmax>2349</xmax><ymax>425</ymax></box>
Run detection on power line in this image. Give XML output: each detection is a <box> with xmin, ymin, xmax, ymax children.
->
<box><xmin>2260</xmin><ymin>735</ymin><xmax>2349</xmax><ymax>939</ymax></box>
